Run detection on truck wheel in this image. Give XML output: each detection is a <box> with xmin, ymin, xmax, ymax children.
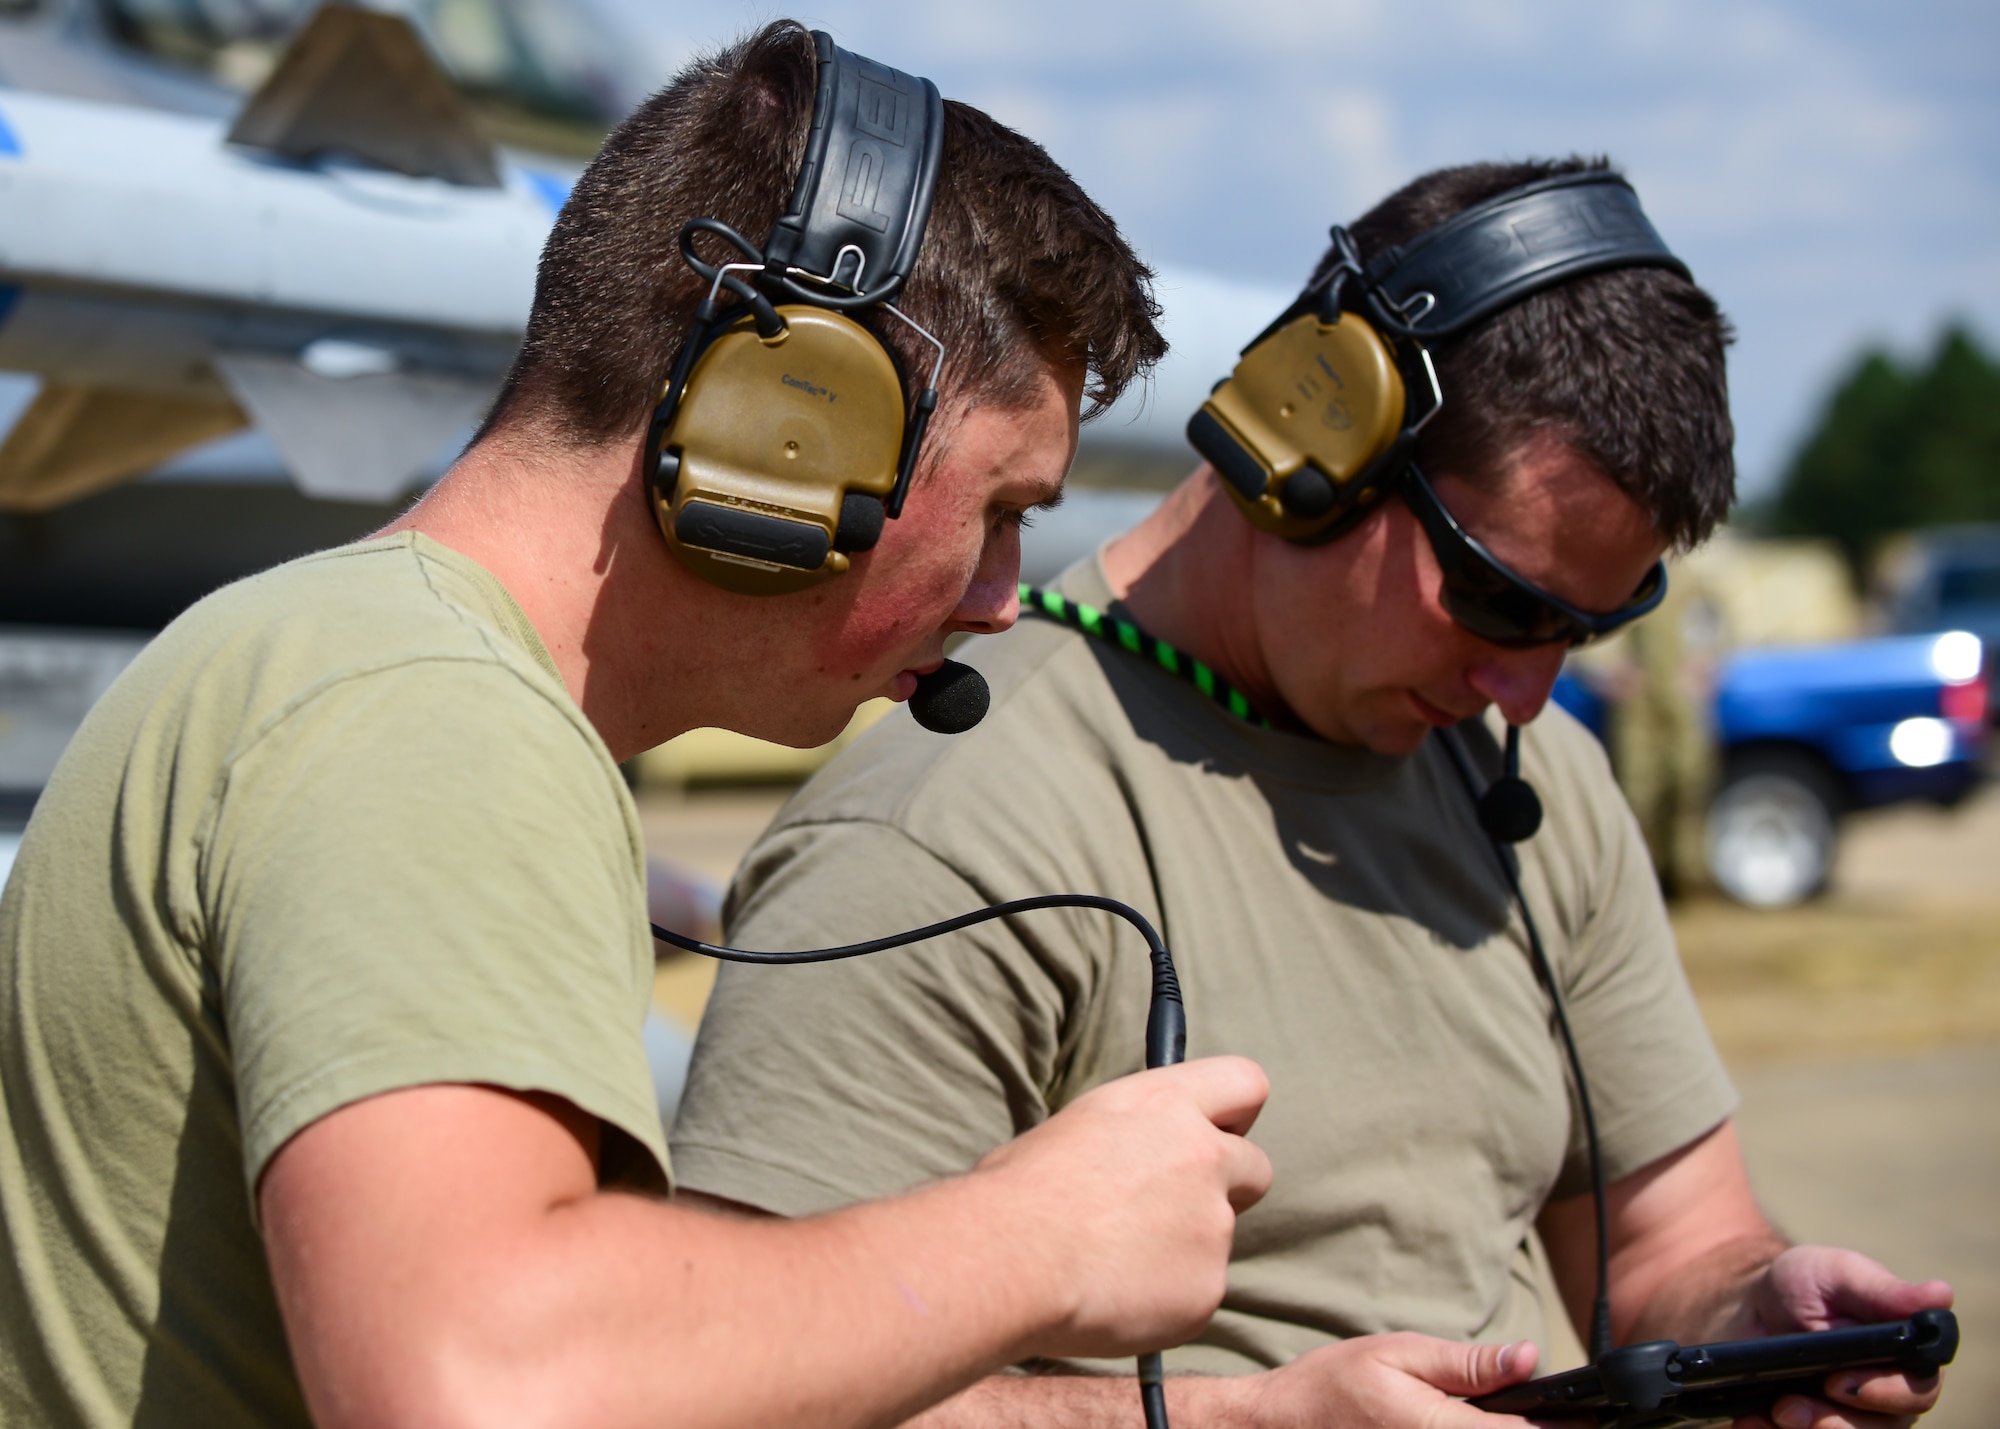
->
<box><xmin>1705</xmin><ymin>750</ymin><xmax>1841</xmax><ymax>909</ymax></box>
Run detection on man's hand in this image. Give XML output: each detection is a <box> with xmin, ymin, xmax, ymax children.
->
<box><xmin>972</xmin><ymin>1056</ymin><xmax>1274</xmax><ymax>1360</ymax></box>
<box><xmin>1230</xmin><ymin>1334</ymin><xmax>1542</xmax><ymax>1429</ymax></box>
<box><xmin>1540</xmin><ymin>1123</ymin><xmax>1952</xmax><ymax>1429</ymax></box>
<box><xmin>901</xmin><ymin>1334</ymin><xmax>1544</xmax><ymax>1428</ymax></box>
<box><xmin>1737</xmin><ymin>1246</ymin><xmax>1952</xmax><ymax>1429</ymax></box>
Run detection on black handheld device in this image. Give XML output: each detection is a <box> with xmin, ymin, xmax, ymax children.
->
<box><xmin>1470</xmin><ymin>1309</ymin><xmax>1958</xmax><ymax>1426</ymax></box>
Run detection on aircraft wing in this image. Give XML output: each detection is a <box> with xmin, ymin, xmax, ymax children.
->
<box><xmin>0</xmin><ymin>6</ymin><xmax>571</xmax><ymax>510</ymax></box>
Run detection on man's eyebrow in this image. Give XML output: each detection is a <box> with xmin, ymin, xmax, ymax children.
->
<box><xmin>1028</xmin><ymin>480</ymin><xmax>1067</xmax><ymax>511</ymax></box>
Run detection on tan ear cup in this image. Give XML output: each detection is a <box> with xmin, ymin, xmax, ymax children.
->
<box><xmin>1188</xmin><ymin>312</ymin><xmax>1408</xmax><ymax>542</ymax></box>
<box><xmin>655</xmin><ymin>306</ymin><xmax>907</xmax><ymax>596</ymax></box>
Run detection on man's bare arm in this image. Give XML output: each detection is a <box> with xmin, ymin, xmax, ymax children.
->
<box><xmin>671</xmin><ymin>1212</ymin><xmax>1545</xmax><ymax>1429</ymax></box>
<box><xmin>1540</xmin><ymin>1119</ymin><xmax>1783</xmax><ymax>1346</ymax></box>
<box><xmin>260</xmin><ymin>1060</ymin><xmax>1271</xmax><ymax>1429</ymax></box>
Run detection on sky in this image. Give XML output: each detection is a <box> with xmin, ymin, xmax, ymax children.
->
<box><xmin>594</xmin><ymin>0</ymin><xmax>1999</xmax><ymax>498</ymax></box>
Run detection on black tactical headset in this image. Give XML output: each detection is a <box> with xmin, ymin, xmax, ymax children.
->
<box><xmin>1190</xmin><ymin>172</ymin><xmax>1688</xmax><ymax>549</ymax></box>
<box><xmin>644</xmin><ymin>32</ymin><xmax>945</xmax><ymax>598</ymax></box>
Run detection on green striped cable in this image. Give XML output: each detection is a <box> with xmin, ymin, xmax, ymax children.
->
<box><xmin>1018</xmin><ymin>583</ymin><xmax>1271</xmax><ymax>729</ymax></box>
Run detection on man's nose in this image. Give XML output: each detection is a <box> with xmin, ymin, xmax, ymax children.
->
<box><xmin>1465</xmin><ymin>646</ymin><xmax>1568</xmax><ymax>727</ymax></box>
<box><xmin>951</xmin><ymin>525</ymin><xmax>1022</xmax><ymax>636</ymax></box>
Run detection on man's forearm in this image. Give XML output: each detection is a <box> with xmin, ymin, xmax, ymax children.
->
<box><xmin>265</xmin><ymin>1067</ymin><xmax>1270</xmax><ymax>1429</ymax></box>
<box><xmin>1541</xmin><ymin>1122</ymin><xmax>1791</xmax><ymax>1347</ymax></box>
<box><xmin>271</xmin><ymin>1129</ymin><xmax>1073</xmax><ymax>1429</ymax></box>
<box><xmin>503</xmin><ymin>1176</ymin><xmax>1082</xmax><ymax>1429</ymax></box>
<box><xmin>1619</xmin><ymin>1229</ymin><xmax>1790</xmax><ymax>1345</ymax></box>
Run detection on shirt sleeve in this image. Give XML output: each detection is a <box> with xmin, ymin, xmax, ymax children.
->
<box><xmin>1526</xmin><ymin>717</ymin><xmax>1738</xmax><ymax>1198</ymax></box>
<box><xmin>671</xmin><ymin>818</ymin><xmax>1102</xmax><ymax>1217</ymax></box>
<box><xmin>198</xmin><ymin>658</ymin><xmax>667</xmax><ymax>1199</ymax></box>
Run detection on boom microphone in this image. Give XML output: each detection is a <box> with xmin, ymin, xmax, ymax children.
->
<box><xmin>1476</xmin><ymin>724</ymin><xmax>1544</xmax><ymax>844</ymax></box>
<box><xmin>908</xmin><ymin>659</ymin><xmax>990</xmax><ymax>734</ymax></box>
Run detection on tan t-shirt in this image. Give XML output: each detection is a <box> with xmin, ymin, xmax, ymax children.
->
<box><xmin>0</xmin><ymin>533</ymin><xmax>667</xmax><ymax>1428</ymax></box>
<box><xmin>672</xmin><ymin>555</ymin><xmax>1734</xmax><ymax>1374</ymax></box>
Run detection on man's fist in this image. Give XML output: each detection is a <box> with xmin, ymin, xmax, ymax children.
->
<box><xmin>973</xmin><ymin>1055</ymin><xmax>1272</xmax><ymax>1360</ymax></box>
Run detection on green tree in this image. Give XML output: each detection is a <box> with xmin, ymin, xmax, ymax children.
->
<box><xmin>1769</xmin><ymin>325</ymin><xmax>2000</xmax><ymax>578</ymax></box>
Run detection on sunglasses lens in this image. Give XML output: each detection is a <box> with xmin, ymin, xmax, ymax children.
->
<box><xmin>1438</xmin><ymin>572</ymin><xmax>1580</xmax><ymax>648</ymax></box>
<box><xmin>1403</xmin><ymin>466</ymin><xmax>1664</xmax><ymax>649</ymax></box>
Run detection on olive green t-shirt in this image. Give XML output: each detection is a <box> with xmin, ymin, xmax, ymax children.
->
<box><xmin>672</xmin><ymin>555</ymin><xmax>1735</xmax><ymax>1375</ymax></box>
<box><xmin>0</xmin><ymin>533</ymin><xmax>667</xmax><ymax>1428</ymax></box>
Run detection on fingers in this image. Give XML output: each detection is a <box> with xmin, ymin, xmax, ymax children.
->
<box><xmin>1819</xmin><ymin>1365</ymin><xmax>1944</xmax><ymax>1417</ymax></box>
<box><xmin>1768</xmin><ymin>1390</ymin><xmax>1929</xmax><ymax>1429</ymax></box>
<box><xmin>1372</xmin><ymin>1333</ymin><xmax>1540</xmax><ymax>1398</ymax></box>
<box><xmin>1222</xmin><ymin>1134</ymin><xmax>1273</xmax><ymax>1213</ymax></box>
<box><xmin>994</xmin><ymin>1056</ymin><xmax>1274</xmax><ymax>1359</ymax></box>
<box><xmin>1251</xmin><ymin>1334</ymin><xmax>1551</xmax><ymax>1429</ymax></box>
<box><xmin>1768</xmin><ymin>1246</ymin><xmax>1953</xmax><ymax>1328</ymax></box>
<box><xmin>1134</xmin><ymin>1059</ymin><xmax>1272</xmax><ymax>1209</ymax></box>
<box><xmin>1154</xmin><ymin>1056</ymin><xmax>1271</xmax><ymax>1136</ymax></box>
<box><xmin>1821</xmin><ymin>1257</ymin><xmax>1954</xmax><ymax>1323</ymax></box>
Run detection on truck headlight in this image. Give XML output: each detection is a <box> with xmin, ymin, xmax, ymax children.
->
<box><xmin>1930</xmin><ymin>630</ymin><xmax>1983</xmax><ymax>684</ymax></box>
<box><xmin>1889</xmin><ymin>716</ymin><xmax>1953</xmax><ymax>768</ymax></box>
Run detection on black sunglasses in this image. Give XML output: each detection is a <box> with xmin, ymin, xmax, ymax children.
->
<box><xmin>1397</xmin><ymin>463</ymin><xmax>1667</xmax><ymax>649</ymax></box>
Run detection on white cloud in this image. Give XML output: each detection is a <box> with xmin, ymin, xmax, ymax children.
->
<box><xmin>1313</xmin><ymin>89</ymin><xmax>1403</xmax><ymax>219</ymax></box>
<box><xmin>1094</xmin><ymin>266</ymin><xmax>1296</xmax><ymax>441</ymax></box>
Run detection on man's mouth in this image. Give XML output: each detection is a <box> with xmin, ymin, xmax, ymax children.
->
<box><xmin>892</xmin><ymin>662</ymin><xmax>943</xmax><ymax>703</ymax></box>
<box><xmin>1410</xmin><ymin>691</ymin><xmax>1471</xmax><ymax>727</ymax></box>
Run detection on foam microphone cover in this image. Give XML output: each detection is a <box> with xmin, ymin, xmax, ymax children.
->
<box><xmin>1478</xmin><ymin>777</ymin><xmax>1544</xmax><ymax>844</ymax></box>
<box><xmin>908</xmin><ymin>659</ymin><xmax>990</xmax><ymax>734</ymax></box>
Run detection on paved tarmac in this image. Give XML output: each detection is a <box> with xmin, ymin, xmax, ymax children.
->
<box><xmin>637</xmin><ymin>778</ymin><xmax>2000</xmax><ymax>1423</ymax></box>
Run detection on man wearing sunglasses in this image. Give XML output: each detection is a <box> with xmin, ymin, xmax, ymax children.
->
<box><xmin>1398</xmin><ymin>461</ymin><xmax>1666</xmax><ymax>651</ymax></box>
<box><xmin>671</xmin><ymin>159</ymin><xmax>1952</xmax><ymax>1427</ymax></box>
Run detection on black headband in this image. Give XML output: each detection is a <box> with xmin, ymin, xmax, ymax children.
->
<box><xmin>1363</xmin><ymin>171</ymin><xmax>1689</xmax><ymax>339</ymax></box>
<box><xmin>761</xmin><ymin>31</ymin><xmax>945</xmax><ymax>307</ymax></box>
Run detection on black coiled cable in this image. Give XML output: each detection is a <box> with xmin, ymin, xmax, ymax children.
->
<box><xmin>651</xmin><ymin>893</ymin><xmax>1186</xmax><ymax>1429</ymax></box>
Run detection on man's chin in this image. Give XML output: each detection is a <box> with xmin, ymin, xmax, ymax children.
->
<box><xmin>1365</xmin><ymin>723</ymin><xmax>1435</xmax><ymax>758</ymax></box>
<box><xmin>1342</xmin><ymin>702</ymin><xmax>1442</xmax><ymax>757</ymax></box>
<box><xmin>726</xmin><ymin>702</ymin><xmax>863</xmax><ymax>752</ymax></box>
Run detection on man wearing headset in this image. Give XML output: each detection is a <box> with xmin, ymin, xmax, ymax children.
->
<box><xmin>0</xmin><ymin>24</ymin><xmax>1284</xmax><ymax>1429</ymax></box>
<box><xmin>672</xmin><ymin>160</ymin><xmax>1954</xmax><ymax>1427</ymax></box>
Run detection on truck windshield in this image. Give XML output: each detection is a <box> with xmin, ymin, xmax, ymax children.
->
<box><xmin>1939</xmin><ymin>563</ymin><xmax>2000</xmax><ymax>607</ymax></box>
<box><xmin>101</xmin><ymin>0</ymin><xmax>637</xmax><ymax>153</ymax></box>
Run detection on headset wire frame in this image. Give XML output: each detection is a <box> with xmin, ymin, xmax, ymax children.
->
<box><xmin>653</xmin><ymin>218</ymin><xmax>949</xmax><ymax>521</ymax></box>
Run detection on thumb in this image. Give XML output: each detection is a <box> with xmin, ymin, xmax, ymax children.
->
<box><xmin>1827</xmin><ymin>1265</ymin><xmax>1954</xmax><ymax>1323</ymax></box>
<box><xmin>1379</xmin><ymin>1336</ymin><xmax>1540</xmax><ymax>1397</ymax></box>
<box><xmin>1772</xmin><ymin>1247</ymin><xmax>1955</xmax><ymax>1326</ymax></box>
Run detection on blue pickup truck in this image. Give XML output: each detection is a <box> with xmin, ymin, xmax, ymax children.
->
<box><xmin>1554</xmin><ymin>630</ymin><xmax>1987</xmax><ymax>908</ymax></box>
<box><xmin>3</xmin><ymin>622</ymin><xmax>1988</xmax><ymax>916</ymax></box>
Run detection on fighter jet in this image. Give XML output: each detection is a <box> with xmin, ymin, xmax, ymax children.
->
<box><xmin>0</xmin><ymin>0</ymin><xmax>644</xmax><ymax>510</ymax></box>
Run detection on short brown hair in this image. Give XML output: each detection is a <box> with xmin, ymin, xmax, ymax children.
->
<box><xmin>485</xmin><ymin>21</ymin><xmax>1165</xmax><ymax>450</ymax></box>
<box><xmin>1321</xmin><ymin>158</ymin><xmax>1735</xmax><ymax>549</ymax></box>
